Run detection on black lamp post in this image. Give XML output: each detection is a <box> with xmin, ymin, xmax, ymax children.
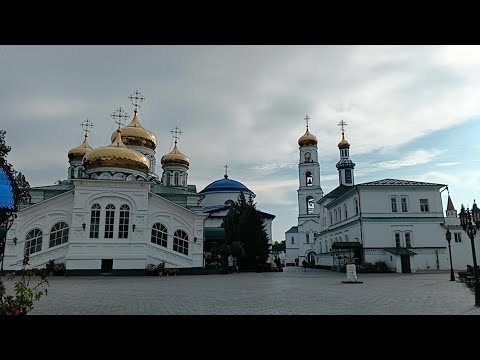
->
<box><xmin>445</xmin><ymin>228</ymin><xmax>455</xmax><ymax>281</ymax></box>
<box><xmin>459</xmin><ymin>201</ymin><xmax>480</xmax><ymax>307</ymax></box>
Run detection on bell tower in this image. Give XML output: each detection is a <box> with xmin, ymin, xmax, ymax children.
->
<box><xmin>297</xmin><ymin>115</ymin><xmax>323</xmax><ymax>219</ymax></box>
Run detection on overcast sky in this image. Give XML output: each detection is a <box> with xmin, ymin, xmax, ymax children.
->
<box><xmin>1</xmin><ymin>45</ymin><xmax>479</xmax><ymax>242</ymax></box>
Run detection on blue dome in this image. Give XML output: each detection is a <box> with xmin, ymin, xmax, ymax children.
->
<box><xmin>200</xmin><ymin>177</ymin><xmax>253</xmax><ymax>194</ymax></box>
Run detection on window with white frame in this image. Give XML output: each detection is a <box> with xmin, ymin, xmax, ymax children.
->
<box><xmin>401</xmin><ymin>197</ymin><xmax>408</xmax><ymax>212</ymax></box>
<box><xmin>454</xmin><ymin>233</ymin><xmax>462</xmax><ymax>243</ymax></box>
<box><xmin>420</xmin><ymin>199</ymin><xmax>429</xmax><ymax>212</ymax></box>
<box><xmin>104</xmin><ymin>204</ymin><xmax>115</xmax><ymax>238</ymax></box>
<box><xmin>151</xmin><ymin>223</ymin><xmax>168</xmax><ymax>247</ymax></box>
<box><xmin>173</xmin><ymin>230</ymin><xmax>189</xmax><ymax>255</ymax></box>
<box><xmin>395</xmin><ymin>232</ymin><xmax>401</xmax><ymax>248</ymax></box>
<box><xmin>49</xmin><ymin>222</ymin><xmax>69</xmax><ymax>248</ymax></box>
<box><xmin>174</xmin><ymin>172</ymin><xmax>179</xmax><ymax>186</ymax></box>
<box><xmin>334</xmin><ymin>209</ymin><xmax>338</xmax><ymax>223</ymax></box>
<box><xmin>391</xmin><ymin>197</ymin><xmax>398</xmax><ymax>212</ymax></box>
<box><xmin>345</xmin><ymin>169</ymin><xmax>352</xmax><ymax>184</ymax></box>
<box><xmin>25</xmin><ymin>228</ymin><xmax>43</xmax><ymax>255</ymax></box>
<box><xmin>329</xmin><ymin>212</ymin><xmax>333</xmax><ymax>225</ymax></box>
<box><xmin>405</xmin><ymin>232</ymin><xmax>412</xmax><ymax>248</ymax></box>
<box><xmin>118</xmin><ymin>204</ymin><xmax>130</xmax><ymax>238</ymax></box>
<box><xmin>90</xmin><ymin>203</ymin><xmax>101</xmax><ymax>238</ymax></box>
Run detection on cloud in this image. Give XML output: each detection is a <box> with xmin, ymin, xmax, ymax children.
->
<box><xmin>3</xmin><ymin>45</ymin><xmax>480</xmax><ymax>242</ymax></box>
<box><xmin>436</xmin><ymin>162</ymin><xmax>460</xmax><ymax>167</ymax></box>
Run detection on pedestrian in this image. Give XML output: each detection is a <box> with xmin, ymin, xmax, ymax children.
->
<box><xmin>234</xmin><ymin>256</ymin><xmax>239</xmax><ymax>273</ymax></box>
<box><xmin>227</xmin><ymin>254</ymin><xmax>235</xmax><ymax>274</ymax></box>
<box><xmin>302</xmin><ymin>259</ymin><xmax>307</xmax><ymax>272</ymax></box>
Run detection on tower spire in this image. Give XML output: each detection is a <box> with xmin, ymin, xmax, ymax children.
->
<box><xmin>170</xmin><ymin>126</ymin><xmax>182</xmax><ymax>146</ymax></box>
<box><xmin>338</xmin><ymin>119</ymin><xmax>347</xmax><ymax>140</ymax></box>
<box><xmin>110</xmin><ymin>107</ymin><xmax>129</xmax><ymax>129</ymax></box>
<box><xmin>224</xmin><ymin>165</ymin><xmax>228</xmax><ymax>179</ymax></box>
<box><xmin>128</xmin><ymin>90</ymin><xmax>145</xmax><ymax>115</ymax></box>
<box><xmin>80</xmin><ymin>118</ymin><xmax>94</xmax><ymax>137</ymax></box>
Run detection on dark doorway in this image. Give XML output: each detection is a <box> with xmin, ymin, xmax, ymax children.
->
<box><xmin>101</xmin><ymin>259</ymin><xmax>113</xmax><ymax>274</ymax></box>
<box><xmin>400</xmin><ymin>255</ymin><xmax>411</xmax><ymax>273</ymax></box>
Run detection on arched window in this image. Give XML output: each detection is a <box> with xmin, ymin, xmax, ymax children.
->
<box><xmin>165</xmin><ymin>172</ymin><xmax>171</xmax><ymax>186</ymax></box>
<box><xmin>25</xmin><ymin>228</ymin><xmax>43</xmax><ymax>255</ymax></box>
<box><xmin>118</xmin><ymin>204</ymin><xmax>130</xmax><ymax>238</ymax></box>
<box><xmin>173</xmin><ymin>230</ymin><xmax>188</xmax><ymax>255</ymax></box>
<box><xmin>49</xmin><ymin>222</ymin><xmax>69</xmax><ymax>248</ymax></box>
<box><xmin>306</xmin><ymin>196</ymin><xmax>314</xmax><ymax>214</ymax></box>
<box><xmin>306</xmin><ymin>232</ymin><xmax>310</xmax><ymax>244</ymax></box>
<box><xmin>291</xmin><ymin>236</ymin><xmax>294</xmax><ymax>244</ymax></box>
<box><xmin>69</xmin><ymin>167</ymin><xmax>75</xmax><ymax>179</ymax></box>
<box><xmin>104</xmin><ymin>204</ymin><xmax>115</xmax><ymax>238</ymax></box>
<box><xmin>344</xmin><ymin>204</ymin><xmax>348</xmax><ymax>219</ymax></box>
<box><xmin>78</xmin><ymin>167</ymin><xmax>84</xmax><ymax>179</ymax></box>
<box><xmin>151</xmin><ymin>223</ymin><xmax>168</xmax><ymax>247</ymax></box>
<box><xmin>338</xmin><ymin>207</ymin><xmax>341</xmax><ymax>222</ymax></box>
<box><xmin>329</xmin><ymin>212</ymin><xmax>333</xmax><ymax>225</ymax></box>
<box><xmin>345</xmin><ymin>235</ymin><xmax>349</xmax><ymax>242</ymax></box>
<box><xmin>90</xmin><ymin>203</ymin><xmax>101</xmax><ymax>238</ymax></box>
<box><xmin>334</xmin><ymin>209</ymin><xmax>338</xmax><ymax>222</ymax></box>
<box><xmin>306</xmin><ymin>171</ymin><xmax>313</xmax><ymax>187</ymax></box>
<box><xmin>354</xmin><ymin>198</ymin><xmax>359</xmax><ymax>215</ymax></box>
<box><xmin>174</xmin><ymin>172</ymin><xmax>179</xmax><ymax>186</ymax></box>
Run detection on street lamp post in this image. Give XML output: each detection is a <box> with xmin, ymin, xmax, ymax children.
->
<box><xmin>445</xmin><ymin>229</ymin><xmax>455</xmax><ymax>281</ymax></box>
<box><xmin>459</xmin><ymin>201</ymin><xmax>480</xmax><ymax>307</ymax></box>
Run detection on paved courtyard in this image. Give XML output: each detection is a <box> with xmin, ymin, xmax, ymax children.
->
<box><xmin>5</xmin><ymin>267</ymin><xmax>480</xmax><ymax>315</ymax></box>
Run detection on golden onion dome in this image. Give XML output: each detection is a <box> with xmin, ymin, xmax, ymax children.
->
<box><xmin>338</xmin><ymin>133</ymin><xmax>350</xmax><ymax>149</ymax></box>
<box><xmin>111</xmin><ymin>112</ymin><xmax>157</xmax><ymax>151</ymax></box>
<box><xmin>298</xmin><ymin>127</ymin><xmax>318</xmax><ymax>147</ymax></box>
<box><xmin>68</xmin><ymin>135</ymin><xmax>92</xmax><ymax>161</ymax></box>
<box><xmin>84</xmin><ymin>129</ymin><xmax>150</xmax><ymax>173</ymax></box>
<box><xmin>161</xmin><ymin>143</ymin><xmax>190</xmax><ymax>166</ymax></box>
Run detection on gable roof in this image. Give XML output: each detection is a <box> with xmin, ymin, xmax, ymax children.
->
<box><xmin>286</xmin><ymin>226</ymin><xmax>298</xmax><ymax>233</ymax></box>
<box><xmin>358</xmin><ymin>179</ymin><xmax>446</xmax><ymax>187</ymax></box>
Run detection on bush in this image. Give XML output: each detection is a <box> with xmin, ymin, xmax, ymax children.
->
<box><xmin>356</xmin><ymin>261</ymin><xmax>394</xmax><ymax>273</ymax></box>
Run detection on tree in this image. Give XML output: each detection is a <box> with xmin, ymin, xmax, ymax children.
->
<box><xmin>0</xmin><ymin>130</ymin><xmax>46</xmax><ymax>315</ymax></box>
<box><xmin>222</xmin><ymin>191</ymin><xmax>270</xmax><ymax>269</ymax></box>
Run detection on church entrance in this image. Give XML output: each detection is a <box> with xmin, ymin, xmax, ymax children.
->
<box><xmin>101</xmin><ymin>259</ymin><xmax>113</xmax><ymax>274</ymax></box>
<box><xmin>400</xmin><ymin>255</ymin><xmax>411</xmax><ymax>273</ymax></box>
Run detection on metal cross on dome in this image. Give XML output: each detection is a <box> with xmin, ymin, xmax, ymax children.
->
<box><xmin>304</xmin><ymin>115</ymin><xmax>310</xmax><ymax>129</ymax></box>
<box><xmin>170</xmin><ymin>126</ymin><xmax>182</xmax><ymax>145</ymax></box>
<box><xmin>128</xmin><ymin>90</ymin><xmax>145</xmax><ymax>113</ymax></box>
<box><xmin>338</xmin><ymin>119</ymin><xmax>347</xmax><ymax>135</ymax></box>
<box><xmin>110</xmin><ymin>107</ymin><xmax>129</xmax><ymax>128</ymax></box>
<box><xmin>80</xmin><ymin>118</ymin><xmax>94</xmax><ymax>136</ymax></box>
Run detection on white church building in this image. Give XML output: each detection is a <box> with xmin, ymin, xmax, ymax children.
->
<box><xmin>3</xmin><ymin>91</ymin><xmax>274</xmax><ymax>275</ymax></box>
<box><xmin>285</xmin><ymin>118</ymin><xmax>473</xmax><ymax>273</ymax></box>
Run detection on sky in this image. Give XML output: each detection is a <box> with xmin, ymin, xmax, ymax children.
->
<box><xmin>1</xmin><ymin>45</ymin><xmax>480</xmax><ymax>242</ymax></box>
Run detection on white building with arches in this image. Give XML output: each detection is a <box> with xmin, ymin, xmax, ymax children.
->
<box><xmin>285</xmin><ymin>118</ymin><xmax>466</xmax><ymax>273</ymax></box>
<box><xmin>3</xmin><ymin>92</ymin><xmax>274</xmax><ymax>275</ymax></box>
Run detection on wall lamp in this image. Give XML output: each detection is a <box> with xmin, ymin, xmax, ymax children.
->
<box><xmin>132</xmin><ymin>224</ymin><xmax>136</xmax><ymax>232</ymax></box>
<box><xmin>82</xmin><ymin>223</ymin><xmax>86</xmax><ymax>231</ymax></box>
<box><xmin>13</xmin><ymin>237</ymin><xmax>17</xmax><ymax>245</ymax></box>
<box><xmin>194</xmin><ymin>237</ymin><xmax>197</xmax><ymax>244</ymax></box>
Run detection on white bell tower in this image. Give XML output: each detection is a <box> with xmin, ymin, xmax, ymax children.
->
<box><xmin>297</xmin><ymin>115</ymin><xmax>323</xmax><ymax>220</ymax></box>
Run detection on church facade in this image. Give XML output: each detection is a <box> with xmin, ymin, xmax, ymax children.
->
<box><xmin>285</xmin><ymin>118</ymin><xmax>472</xmax><ymax>273</ymax></box>
<box><xmin>3</xmin><ymin>91</ymin><xmax>274</xmax><ymax>274</ymax></box>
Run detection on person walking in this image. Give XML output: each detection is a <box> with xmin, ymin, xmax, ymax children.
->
<box><xmin>302</xmin><ymin>259</ymin><xmax>307</xmax><ymax>272</ymax></box>
<box><xmin>227</xmin><ymin>254</ymin><xmax>235</xmax><ymax>274</ymax></box>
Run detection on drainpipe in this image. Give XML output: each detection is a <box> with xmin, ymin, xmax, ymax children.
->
<box><xmin>356</xmin><ymin>186</ymin><xmax>364</xmax><ymax>263</ymax></box>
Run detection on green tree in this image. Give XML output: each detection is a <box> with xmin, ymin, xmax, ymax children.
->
<box><xmin>0</xmin><ymin>130</ymin><xmax>46</xmax><ymax>315</ymax></box>
<box><xmin>222</xmin><ymin>191</ymin><xmax>270</xmax><ymax>269</ymax></box>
